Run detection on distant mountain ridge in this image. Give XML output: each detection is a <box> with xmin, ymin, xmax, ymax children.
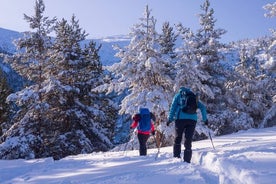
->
<box><xmin>0</xmin><ymin>27</ymin><xmax>130</xmax><ymax>65</ymax></box>
<box><xmin>0</xmin><ymin>27</ymin><xmax>22</xmax><ymax>53</ymax></box>
<box><xmin>0</xmin><ymin>27</ymin><xmax>130</xmax><ymax>91</ymax></box>
<box><xmin>93</xmin><ymin>35</ymin><xmax>130</xmax><ymax>66</ymax></box>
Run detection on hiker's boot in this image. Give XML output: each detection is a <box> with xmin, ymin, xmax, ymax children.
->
<box><xmin>184</xmin><ymin>149</ymin><xmax>192</xmax><ymax>163</ymax></box>
<box><xmin>140</xmin><ymin>148</ymin><xmax>147</xmax><ymax>156</ymax></box>
<box><xmin>173</xmin><ymin>144</ymin><xmax>181</xmax><ymax>158</ymax></box>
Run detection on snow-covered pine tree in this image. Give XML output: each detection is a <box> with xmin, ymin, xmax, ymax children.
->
<box><xmin>230</xmin><ymin>44</ymin><xmax>276</xmax><ymax>129</ymax></box>
<box><xmin>193</xmin><ymin>0</ymin><xmax>231</xmax><ymax>119</ymax></box>
<box><xmin>264</xmin><ymin>2</ymin><xmax>276</xmax><ymax>18</ymax></box>
<box><xmin>0</xmin><ymin>0</ymin><xmax>116</xmax><ymax>160</ymax></box>
<box><xmin>0</xmin><ymin>0</ymin><xmax>58</xmax><ymax>159</ymax></box>
<box><xmin>32</xmin><ymin>15</ymin><xmax>116</xmax><ymax>159</ymax></box>
<box><xmin>263</xmin><ymin>2</ymin><xmax>276</xmax><ymax>72</ymax></box>
<box><xmin>0</xmin><ymin>69</ymin><xmax>12</xmax><ymax>136</ymax></box>
<box><xmin>174</xmin><ymin>0</ymin><xmax>227</xmax><ymax>100</ymax></box>
<box><xmin>108</xmin><ymin>5</ymin><xmax>174</xmax><ymax>149</ymax></box>
<box><xmin>173</xmin><ymin>21</ymin><xmax>218</xmax><ymax>140</ymax></box>
<box><xmin>9</xmin><ymin>0</ymin><xmax>56</xmax><ymax>84</ymax></box>
<box><xmin>195</xmin><ymin>0</ymin><xmax>226</xmax><ymax>71</ymax></box>
<box><xmin>4</xmin><ymin>0</ymin><xmax>56</xmax><ymax>123</ymax></box>
<box><xmin>173</xmin><ymin>0</ymin><xmax>237</xmax><ymax>138</ymax></box>
<box><xmin>174</xmin><ymin>23</ymin><xmax>211</xmax><ymax>94</ymax></box>
<box><xmin>159</xmin><ymin>21</ymin><xmax>177</xmax><ymax>59</ymax></box>
<box><xmin>260</xmin><ymin>2</ymin><xmax>276</xmax><ymax>127</ymax></box>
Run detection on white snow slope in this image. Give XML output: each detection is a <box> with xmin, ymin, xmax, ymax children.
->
<box><xmin>0</xmin><ymin>126</ymin><xmax>275</xmax><ymax>184</ymax></box>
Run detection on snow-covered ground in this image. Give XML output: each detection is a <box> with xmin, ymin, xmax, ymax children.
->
<box><xmin>0</xmin><ymin>126</ymin><xmax>275</xmax><ymax>184</ymax></box>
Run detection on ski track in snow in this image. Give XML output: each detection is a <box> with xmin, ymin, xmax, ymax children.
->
<box><xmin>0</xmin><ymin>127</ymin><xmax>276</xmax><ymax>184</ymax></box>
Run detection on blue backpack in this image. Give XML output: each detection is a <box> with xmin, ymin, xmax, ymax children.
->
<box><xmin>138</xmin><ymin>108</ymin><xmax>151</xmax><ymax>132</ymax></box>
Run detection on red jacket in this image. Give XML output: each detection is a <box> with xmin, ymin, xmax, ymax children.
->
<box><xmin>130</xmin><ymin>121</ymin><xmax>155</xmax><ymax>135</ymax></box>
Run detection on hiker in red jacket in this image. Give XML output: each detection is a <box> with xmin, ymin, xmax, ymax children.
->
<box><xmin>130</xmin><ymin>108</ymin><xmax>155</xmax><ymax>156</ymax></box>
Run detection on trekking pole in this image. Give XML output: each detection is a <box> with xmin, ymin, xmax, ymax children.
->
<box><xmin>123</xmin><ymin>140</ymin><xmax>129</xmax><ymax>156</ymax></box>
<box><xmin>123</xmin><ymin>128</ymin><xmax>136</xmax><ymax>156</ymax></box>
<box><xmin>208</xmin><ymin>131</ymin><xmax>215</xmax><ymax>150</ymax></box>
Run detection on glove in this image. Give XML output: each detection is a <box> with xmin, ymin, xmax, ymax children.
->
<box><xmin>204</xmin><ymin>119</ymin><xmax>209</xmax><ymax>126</ymax></box>
<box><xmin>151</xmin><ymin>130</ymin><xmax>155</xmax><ymax>136</ymax></box>
<box><xmin>166</xmin><ymin>120</ymin><xmax>171</xmax><ymax>126</ymax></box>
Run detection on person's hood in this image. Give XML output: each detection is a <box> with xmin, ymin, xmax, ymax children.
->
<box><xmin>179</xmin><ymin>87</ymin><xmax>190</xmax><ymax>93</ymax></box>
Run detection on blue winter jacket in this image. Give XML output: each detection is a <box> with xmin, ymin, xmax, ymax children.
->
<box><xmin>168</xmin><ymin>87</ymin><xmax>207</xmax><ymax>122</ymax></box>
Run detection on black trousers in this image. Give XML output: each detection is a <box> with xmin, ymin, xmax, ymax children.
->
<box><xmin>173</xmin><ymin>119</ymin><xmax>196</xmax><ymax>163</ymax></box>
<box><xmin>137</xmin><ymin>133</ymin><xmax>150</xmax><ymax>156</ymax></box>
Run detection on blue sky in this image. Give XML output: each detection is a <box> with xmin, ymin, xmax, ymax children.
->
<box><xmin>0</xmin><ymin>0</ymin><xmax>275</xmax><ymax>43</ymax></box>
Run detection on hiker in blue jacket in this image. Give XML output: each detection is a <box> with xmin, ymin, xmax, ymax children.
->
<box><xmin>167</xmin><ymin>87</ymin><xmax>208</xmax><ymax>163</ymax></box>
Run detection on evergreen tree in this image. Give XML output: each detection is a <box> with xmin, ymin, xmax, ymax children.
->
<box><xmin>173</xmin><ymin>0</ymin><xmax>239</xmax><ymax>138</ymax></box>
<box><xmin>159</xmin><ymin>21</ymin><xmax>177</xmax><ymax>59</ymax></box>
<box><xmin>4</xmin><ymin>0</ymin><xmax>56</xmax><ymax>126</ymax></box>
<box><xmin>112</xmin><ymin>5</ymin><xmax>174</xmax><ymax>115</ymax></box>
<box><xmin>260</xmin><ymin>2</ymin><xmax>276</xmax><ymax>127</ymax></box>
<box><xmin>108</xmin><ymin>5</ymin><xmax>174</xmax><ymax>149</ymax></box>
<box><xmin>231</xmin><ymin>45</ymin><xmax>276</xmax><ymax>128</ymax></box>
<box><xmin>0</xmin><ymin>0</ymin><xmax>57</xmax><ymax>159</ymax></box>
<box><xmin>264</xmin><ymin>2</ymin><xmax>276</xmax><ymax>18</ymax></box>
<box><xmin>45</xmin><ymin>15</ymin><xmax>116</xmax><ymax>158</ymax></box>
<box><xmin>195</xmin><ymin>0</ymin><xmax>226</xmax><ymax>71</ymax></box>
<box><xmin>174</xmin><ymin>0</ymin><xmax>227</xmax><ymax>98</ymax></box>
<box><xmin>191</xmin><ymin>0</ymin><xmax>230</xmax><ymax>112</ymax></box>
<box><xmin>175</xmin><ymin>23</ymin><xmax>213</xmax><ymax>95</ymax></box>
<box><xmin>176</xmin><ymin>24</ymin><xmax>196</xmax><ymax>62</ymax></box>
<box><xmin>174</xmin><ymin>3</ymin><xmax>222</xmax><ymax>102</ymax></box>
<box><xmin>10</xmin><ymin>0</ymin><xmax>56</xmax><ymax>83</ymax></box>
<box><xmin>236</xmin><ymin>46</ymin><xmax>260</xmax><ymax>79</ymax></box>
<box><xmin>0</xmin><ymin>0</ymin><xmax>116</xmax><ymax>160</ymax></box>
<box><xmin>50</xmin><ymin>16</ymin><xmax>87</xmax><ymax>85</ymax></box>
<box><xmin>263</xmin><ymin>2</ymin><xmax>276</xmax><ymax>72</ymax></box>
<box><xmin>0</xmin><ymin>69</ymin><xmax>12</xmax><ymax>136</ymax></box>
